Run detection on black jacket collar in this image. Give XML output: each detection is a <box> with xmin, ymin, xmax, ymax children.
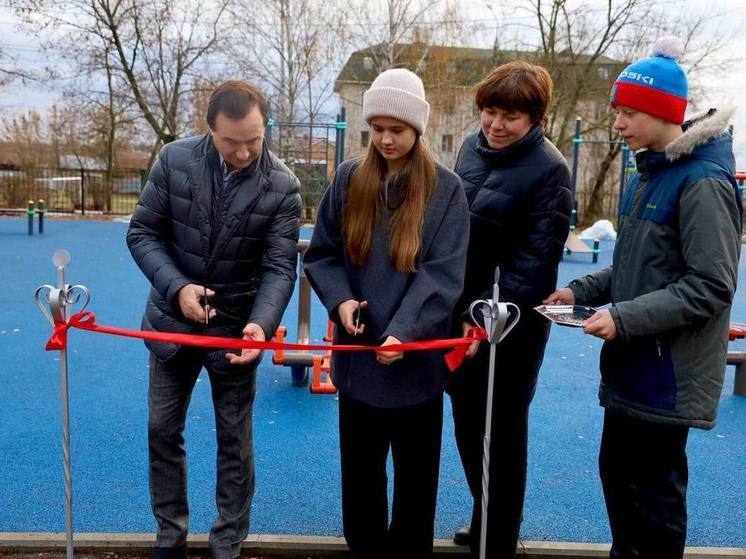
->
<box><xmin>474</xmin><ymin>125</ymin><xmax>545</xmax><ymax>164</ymax></box>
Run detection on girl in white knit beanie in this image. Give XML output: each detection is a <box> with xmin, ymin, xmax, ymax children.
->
<box><xmin>304</xmin><ymin>68</ymin><xmax>470</xmax><ymax>558</ymax></box>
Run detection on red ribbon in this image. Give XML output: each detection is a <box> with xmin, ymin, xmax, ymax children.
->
<box><xmin>46</xmin><ymin>311</ymin><xmax>487</xmax><ymax>371</ymax></box>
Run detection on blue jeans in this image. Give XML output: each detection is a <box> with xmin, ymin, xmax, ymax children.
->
<box><xmin>148</xmin><ymin>347</ymin><xmax>257</xmax><ymax>559</ymax></box>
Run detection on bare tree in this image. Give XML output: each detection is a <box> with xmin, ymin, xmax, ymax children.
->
<box><xmin>62</xmin><ymin>38</ymin><xmax>141</xmax><ymax>195</ymax></box>
<box><xmin>0</xmin><ymin>110</ymin><xmax>53</xmax><ymax>167</ymax></box>
<box><xmin>339</xmin><ymin>0</ymin><xmax>448</xmax><ymax>75</ymax></box>
<box><xmin>515</xmin><ymin>0</ymin><xmax>658</xmax><ymax>151</ymax></box>
<box><xmin>496</xmin><ymin>0</ymin><xmax>741</xmax><ymax>225</ymax></box>
<box><xmin>186</xmin><ymin>76</ymin><xmax>221</xmax><ymax>136</ymax></box>
<box><xmin>0</xmin><ymin>14</ymin><xmax>39</xmax><ymax>88</ymax></box>
<box><xmin>227</xmin><ymin>0</ymin><xmax>344</xmax><ymax>124</ymax></box>
<box><xmin>581</xmin><ymin>117</ymin><xmax>624</xmax><ymax>222</ymax></box>
<box><xmin>13</xmin><ymin>0</ymin><xmax>230</xmax><ymax>166</ymax></box>
<box><xmin>0</xmin><ymin>109</ymin><xmax>58</xmax><ymax>207</ymax></box>
<box><xmin>0</xmin><ymin>47</ymin><xmax>35</xmax><ymax>86</ymax></box>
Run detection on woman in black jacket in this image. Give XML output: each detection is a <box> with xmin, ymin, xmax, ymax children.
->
<box><xmin>449</xmin><ymin>61</ymin><xmax>572</xmax><ymax>558</ymax></box>
<box><xmin>304</xmin><ymin>68</ymin><xmax>469</xmax><ymax>559</ymax></box>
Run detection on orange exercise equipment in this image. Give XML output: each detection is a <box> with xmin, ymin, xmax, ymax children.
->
<box><xmin>272</xmin><ymin>239</ymin><xmax>337</xmax><ymax>394</ymax></box>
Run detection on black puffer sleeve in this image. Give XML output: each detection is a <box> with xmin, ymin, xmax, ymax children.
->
<box><xmin>126</xmin><ymin>145</ymin><xmax>191</xmax><ymax>306</ymax></box>
<box><xmin>499</xmin><ymin>163</ymin><xmax>572</xmax><ymax>304</ymax></box>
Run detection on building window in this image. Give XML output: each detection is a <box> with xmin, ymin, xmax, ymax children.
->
<box><xmin>441</xmin><ymin>134</ymin><xmax>454</xmax><ymax>152</ymax></box>
<box><xmin>361</xmin><ymin>130</ymin><xmax>369</xmax><ymax>147</ymax></box>
<box><xmin>597</xmin><ymin>66</ymin><xmax>610</xmax><ymax>80</ymax></box>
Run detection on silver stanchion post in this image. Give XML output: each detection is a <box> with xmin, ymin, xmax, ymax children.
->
<box><xmin>468</xmin><ymin>267</ymin><xmax>521</xmax><ymax>559</ymax></box>
<box><xmin>33</xmin><ymin>250</ymin><xmax>90</xmax><ymax>559</ymax></box>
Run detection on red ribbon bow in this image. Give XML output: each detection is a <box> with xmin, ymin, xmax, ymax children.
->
<box><xmin>45</xmin><ymin>312</ymin><xmax>95</xmax><ymax>351</ymax></box>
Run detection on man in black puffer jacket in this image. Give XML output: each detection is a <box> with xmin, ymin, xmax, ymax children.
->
<box><xmin>126</xmin><ymin>81</ymin><xmax>301</xmax><ymax>559</ymax></box>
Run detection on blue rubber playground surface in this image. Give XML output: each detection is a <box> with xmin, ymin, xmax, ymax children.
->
<box><xmin>1</xmin><ymin>216</ymin><xmax>744</xmax><ymax>546</ymax></box>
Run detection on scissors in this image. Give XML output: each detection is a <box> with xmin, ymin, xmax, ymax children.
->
<box><xmin>203</xmin><ymin>285</ymin><xmax>211</xmax><ymax>326</ymax></box>
<box><xmin>353</xmin><ymin>303</ymin><xmax>361</xmax><ymax>335</ymax></box>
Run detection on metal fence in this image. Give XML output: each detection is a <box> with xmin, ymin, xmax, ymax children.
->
<box><xmin>265</xmin><ymin>110</ymin><xmax>346</xmax><ymax>221</ymax></box>
<box><xmin>0</xmin><ymin>166</ymin><xmax>145</xmax><ymax>215</ymax></box>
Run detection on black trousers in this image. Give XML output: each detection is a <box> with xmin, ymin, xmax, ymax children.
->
<box><xmin>599</xmin><ymin>409</ymin><xmax>690</xmax><ymax>559</ymax></box>
<box><xmin>449</xmin><ymin>312</ymin><xmax>550</xmax><ymax>559</ymax></box>
<box><xmin>338</xmin><ymin>393</ymin><xmax>443</xmax><ymax>559</ymax></box>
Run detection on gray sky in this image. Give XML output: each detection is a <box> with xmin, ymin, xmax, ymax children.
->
<box><xmin>1</xmin><ymin>1</ymin><xmax>745</xmax><ymax>169</ymax></box>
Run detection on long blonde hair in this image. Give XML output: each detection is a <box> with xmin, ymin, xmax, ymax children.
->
<box><xmin>343</xmin><ymin>137</ymin><xmax>437</xmax><ymax>273</ymax></box>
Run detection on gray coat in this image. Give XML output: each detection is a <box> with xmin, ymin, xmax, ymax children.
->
<box><xmin>303</xmin><ymin>160</ymin><xmax>469</xmax><ymax>408</ymax></box>
<box><xmin>569</xmin><ymin>109</ymin><xmax>742</xmax><ymax>429</ymax></box>
<box><xmin>127</xmin><ymin>134</ymin><xmax>301</xmax><ymax>363</ymax></box>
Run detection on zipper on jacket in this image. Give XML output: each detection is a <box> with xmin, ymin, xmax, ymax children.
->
<box><xmin>656</xmin><ymin>339</ymin><xmax>662</xmax><ymax>357</ymax></box>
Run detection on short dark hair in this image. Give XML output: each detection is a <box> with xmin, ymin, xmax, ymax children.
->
<box><xmin>207</xmin><ymin>80</ymin><xmax>269</xmax><ymax>128</ymax></box>
<box><xmin>474</xmin><ymin>61</ymin><xmax>554</xmax><ymax>127</ymax></box>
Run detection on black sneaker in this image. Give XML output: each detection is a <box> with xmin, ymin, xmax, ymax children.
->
<box><xmin>453</xmin><ymin>525</ymin><xmax>471</xmax><ymax>546</ymax></box>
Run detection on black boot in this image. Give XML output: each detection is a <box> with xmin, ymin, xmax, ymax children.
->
<box><xmin>453</xmin><ymin>525</ymin><xmax>471</xmax><ymax>546</ymax></box>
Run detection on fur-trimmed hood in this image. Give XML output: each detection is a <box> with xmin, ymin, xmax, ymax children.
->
<box><xmin>666</xmin><ymin>107</ymin><xmax>735</xmax><ymax>162</ymax></box>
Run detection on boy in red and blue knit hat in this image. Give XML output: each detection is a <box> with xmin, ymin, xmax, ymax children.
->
<box><xmin>545</xmin><ymin>38</ymin><xmax>741</xmax><ymax>558</ymax></box>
